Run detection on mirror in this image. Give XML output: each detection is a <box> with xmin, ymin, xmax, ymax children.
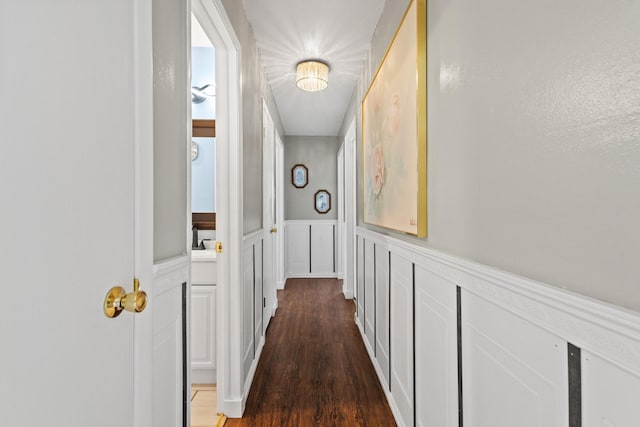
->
<box><xmin>191</xmin><ymin>16</ymin><xmax>216</xmax><ymax>229</ymax></box>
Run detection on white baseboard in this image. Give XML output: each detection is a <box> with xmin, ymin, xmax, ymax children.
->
<box><xmin>222</xmin><ymin>398</ymin><xmax>244</xmax><ymax>419</ymax></box>
<box><xmin>343</xmin><ymin>290</ymin><xmax>354</xmax><ymax>299</ymax></box>
<box><xmin>276</xmin><ymin>280</ymin><xmax>285</xmax><ymax>290</ymax></box>
<box><xmin>286</xmin><ymin>273</ymin><xmax>339</xmax><ymax>279</ymax></box>
<box><xmin>232</xmin><ymin>335</ymin><xmax>265</xmax><ymax>418</ymax></box>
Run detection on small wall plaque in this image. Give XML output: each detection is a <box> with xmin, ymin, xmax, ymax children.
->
<box><xmin>292</xmin><ymin>164</ymin><xmax>308</xmax><ymax>188</ymax></box>
<box><xmin>314</xmin><ymin>190</ymin><xmax>331</xmax><ymax>214</ymax></box>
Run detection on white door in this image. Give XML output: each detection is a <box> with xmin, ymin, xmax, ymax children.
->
<box><xmin>262</xmin><ymin>100</ymin><xmax>277</xmax><ymax>330</ymax></box>
<box><xmin>0</xmin><ymin>1</ymin><xmax>145</xmax><ymax>425</ymax></box>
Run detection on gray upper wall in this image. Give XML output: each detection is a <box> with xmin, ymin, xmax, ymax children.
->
<box><xmin>341</xmin><ymin>0</ymin><xmax>640</xmax><ymax>312</ymax></box>
<box><xmin>285</xmin><ymin>136</ymin><xmax>339</xmax><ymax>220</ymax></box>
<box><xmin>221</xmin><ymin>0</ymin><xmax>285</xmax><ymax>234</ymax></box>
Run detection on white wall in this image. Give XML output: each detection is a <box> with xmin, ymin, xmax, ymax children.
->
<box><xmin>284</xmin><ymin>136</ymin><xmax>340</xmax><ymax>220</ymax></box>
<box><xmin>340</xmin><ymin>0</ymin><xmax>640</xmax><ymax>312</ymax></box>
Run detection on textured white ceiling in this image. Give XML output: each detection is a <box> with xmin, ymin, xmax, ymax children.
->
<box><xmin>243</xmin><ymin>0</ymin><xmax>385</xmax><ymax>136</ymax></box>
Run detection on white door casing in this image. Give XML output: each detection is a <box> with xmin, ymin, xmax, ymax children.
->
<box><xmin>337</xmin><ymin>144</ymin><xmax>345</xmax><ymax>281</ymax></box>
<box><xmin>343</xmin><ymin>118</ymin><xmax>357</xmax><ymax>300</ymax></box>
<box><xmin>262</xmin><ymin>99</ymin><xmax>277</xmax><ymax>327</ymax></box>
<box><xmin>275</xmin><ymin>132</ymin><xmax>286</xmax><ymax>290</ymax></box>
<box><xmin>192</xmin><ymin>0</ymin><xmax>245</xmax><ymax>417</ymax></box>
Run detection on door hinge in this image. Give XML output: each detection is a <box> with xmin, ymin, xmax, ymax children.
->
<box><xmin>215</xmin><ymin>241</ymin><xmax>223</xmax><ymax>254</ymax></box>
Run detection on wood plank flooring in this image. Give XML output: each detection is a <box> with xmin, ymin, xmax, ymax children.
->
<box><xmin>225</xmin><ymin>278</ymin><xmax>396</xmax><ymax>427</ymax></box>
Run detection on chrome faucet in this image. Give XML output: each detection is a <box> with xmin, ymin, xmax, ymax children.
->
<box><xmin>192</xmin><ymin>225</ymin><xmax>199</xmax><ymax>249</ymax></box>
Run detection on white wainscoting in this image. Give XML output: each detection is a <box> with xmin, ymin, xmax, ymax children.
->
<box><xmin>152</xmin><ymin>255</ymin><xmax>190</xmax><ymax>426</ymax></box>
<box><xmin>285</xmin><ymin>220</ymin><xmax>337</xmax><ymax>278</ymax></box>
<box><xmin>356</xmin><ymin>227</ymin><xmax>640</xmax><ymax>427</ymax></box>
<box><xmin>240</xmin><ymin>231</ymin><xmax>266</xmax><ymax>402</ymax></box>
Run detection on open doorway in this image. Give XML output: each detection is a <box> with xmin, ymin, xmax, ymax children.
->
<box><xmin>189</xmin><ymin>13</ymin><xmax>223</xmax><ymax>427</ymax></box>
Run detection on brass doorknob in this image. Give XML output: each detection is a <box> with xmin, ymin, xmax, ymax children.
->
<box><xmin>270</xmin><ymin>227</ymin><xmax>278</xmax><ymax>233</ymax></box>
<box><xmin>104</xmin><ymin>278</ymin><xmax>147</xmax><ymax>318</ymax></box>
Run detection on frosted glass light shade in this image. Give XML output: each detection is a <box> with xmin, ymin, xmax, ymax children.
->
<box><xmin>296</xmin><ymin>60</ymin><xmax>329</xmax><ymax>92</ymax></box>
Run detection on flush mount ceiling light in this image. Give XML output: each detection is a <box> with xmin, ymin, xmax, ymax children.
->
<box><xmin>296</xmin><ymin>60</ymin><xmax>330</xmax><ymax>92</ymax></box>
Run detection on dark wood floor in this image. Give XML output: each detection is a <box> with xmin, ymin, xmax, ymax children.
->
<box><xmin>225</xmin><ymin>278</ymin><xmax>396</xmax><ymax>427</ymax></box>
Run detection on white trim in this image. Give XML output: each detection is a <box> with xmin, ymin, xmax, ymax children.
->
<box><xmin>133</xmin><ymin>0</ymin><xmax>154</xmax><ymax>425</ymax></box>
<box><xmin>192</xmin><ymin>0</ymin><xmax>244</xmax><ymax>418</ymax></box>
<box><xmin>152</xmin><ymin>256</ymin><xmax>190</xmax><ymax>297</ymax></box>
<box><xmin>336</xmin><ymin>144</ymin><xmax>345</xmax><ymax>279</ymax></box>
<box><xmin>243</xmin><ymin>229</ymin><xmax>263</xmax><ymax>246</ymax></box>
<box><xmin>275</xmin><ymin>133</ymin><xmax>286</xmax><ymax>290</ymax></box>
<box><xmin>357</xmin><ymin>227</ymin><xmax>640</xmax><ymax>378</ymax></box>
<box><xmin>243</xmin><ymin>336</ymin><xmax>266</xmax><ymax>393</ymax></box>
<box><xmin>153</xmin><ymin>254</ymin><xmax>190</xmax><ymax>277</ymax></box>
<box><xmin>343</xmin><ymin>290</ymin><xmax>354</xmax><ymax>299</ymax></box>
<box><xmin>344</xmin><ymin>118</ymin><xmax>357</xmax><ymax>303</ymax></box>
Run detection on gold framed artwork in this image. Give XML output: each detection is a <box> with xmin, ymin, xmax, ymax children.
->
<box><xmin>362</xmin><ymin>0</ymin><xmax>427</xmax><ymax>237</ymax></box>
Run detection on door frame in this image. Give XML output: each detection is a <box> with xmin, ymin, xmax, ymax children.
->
<box><xmin>343</xmin><ymin>118</ymin><xmax>357</xmax><ymax>300</ymax></box>
<box><xmin>275</xmin><ymin>132</ymin><xmax>285</xmax><ymax>290</ymax></box>
<box><xmin>262</xmin><ymin>98</ymin><xmax>277</xmax><ymax>328</ymax></box>
<box><xmin>133</xmin><ymin>0</ymin><xmax>155</xmax><ymax>425</ymax></box>
<box><xmin>337</xmin><ymin>143</ymin><xmax>345</xmax><ymax>281</ymax></box>
<box><xmin>191</xmin><ymin>0</ymin><xmax>245</xmax><ymax>418</ymax></box>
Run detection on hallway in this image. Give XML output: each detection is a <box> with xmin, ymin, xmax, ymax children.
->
<box><xmin>225</xmin><ymin>278</ymin><xmax>396</xmax><ymax>426</ymax></box>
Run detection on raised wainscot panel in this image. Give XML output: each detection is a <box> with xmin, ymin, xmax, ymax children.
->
<box><xmin>414</xmin><ymin>266</ymin><xmax>458</xmax><ymax>427</ymax></box>
<box><xmin>375</xmin><ymin>244</ymin><xmax>390</xmax><ymax>386</ymax></box>
<box><xmin>153</xmin><ymin>283</ymin><xmax>183</xmax><ymax>426</ymax></box>
<box><xmin>356</xmin><ymin>236</ymin><xmax>365</xmax><ymax>330</ymax></box>
<box><xmin>462</xmin><ymin>289</ymin><xmax>568</xmax><ymax>427</ymax></box>
<box><xmin>364</xmin><ymin>239</ymin><xmax>376</xmax><ymax>351</ymax></box>
<box><xmin>286</xmin><ymin>223</ymin><xmax>310</xmax><ymax>275</ymax></box>
<box><xmin>390</xmin><ymin>252</ymin><xmax>414</xmax><ymax>427</ymax></box>
<box><xmin>254</xmin><ymin>242</ymin><xmax>264</xmax><ymax>349</ymax></box>
<box><xmin>311</xmin><ymin>222</ymin><xmax>334</xmax><ymax>275</ymax></box>
<box><xmin>242</xmin><ymin>244</ymin><xmax>255</xmax><ymax>383</ymax></box>
<box><xmin>582</xmin><ymin>350</ymin><xmax>640</xmax><ymax>427</ymax></box>
<box><xmin>191</xmin><ymin>286</ymin><xmax>216</xmax><ymax>372</ymax></box>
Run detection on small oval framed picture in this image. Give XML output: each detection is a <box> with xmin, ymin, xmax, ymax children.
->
<box><xmin>291</xmin><ymin>164</ymin><xmax>308</xmax><ymax>188</ymax></box>
<box><xmin>314</xmin><ymin>190</ymin><xmax>331</xmax><ymax>214</ymax></box>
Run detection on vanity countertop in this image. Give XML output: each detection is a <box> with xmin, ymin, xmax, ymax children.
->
<box><xmin>191</xmin><ymin>249</ymin><xmax>217</xmax><ymax>261</ymax></box>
